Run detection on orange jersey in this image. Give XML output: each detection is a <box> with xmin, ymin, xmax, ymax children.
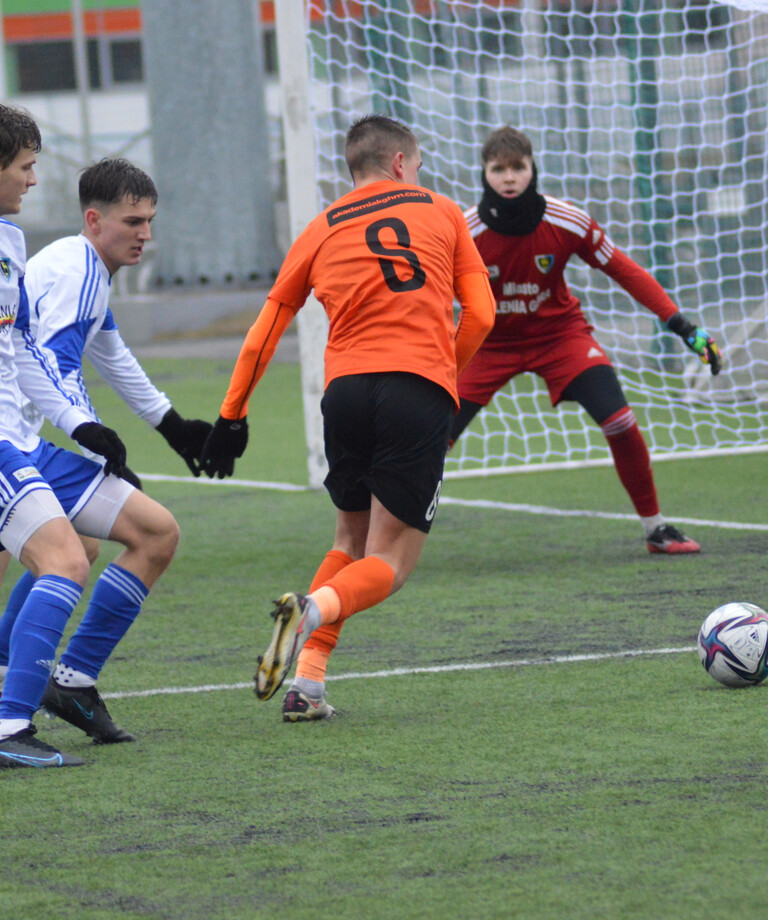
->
<box><xmin>267</xmin><ymin>180</ymin><xmax>487</xmax><ymax>403</ymax></box>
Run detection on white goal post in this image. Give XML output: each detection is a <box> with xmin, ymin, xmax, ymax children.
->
<box><xmin>275</xmin><ymin>0</ymin><xmax>329</xmax><ymax>490</ymax></box>
<box><xmin>276</xmin><ymin>0</ymin><xmax>768</xmax><ymax>487</ymax></box>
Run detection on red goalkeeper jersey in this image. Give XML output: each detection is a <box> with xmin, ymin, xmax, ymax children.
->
<box><xmin>464</xmin><ymin>195</ymin><xmax>679</xmax><ymax>348</ymax></box>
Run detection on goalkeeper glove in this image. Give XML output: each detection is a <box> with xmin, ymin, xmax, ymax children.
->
<box><xmin>156</xmin><ymin>407</ymin><xmax>213</xmax><ymax>477</ymax></box>
<box><xmin>199</xmin><ymin>415</ymin><xmax>248</xmax><ymax>479</ymax></box>
<box><xmin>667</xmin><ymin>312</ymin><xmax>722</xmax><ymax>376</ymax></box>
<box><xmin>72</xmin><ymin>422</ymin><xmax>127</xmax><ymax>477</ymax></box>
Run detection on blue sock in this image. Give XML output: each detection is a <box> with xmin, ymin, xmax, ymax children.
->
<box><xmin>0</xmin><ymin>569</ymin><xmax>37</xmax><ymax>667</ymax></box>
<box><xmin>60</xmin><ymin>564</ymin><xmax>149</xmax><ymax>680</ymax></box>
<box><xmin>0</xmin><ymin>576</ymin><xmax>83</xmax><ymax>720</ymax></box>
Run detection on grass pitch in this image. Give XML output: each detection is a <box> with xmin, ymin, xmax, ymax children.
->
<box><xmin>2</xmin><ymin>356</ymin><xmax>766</xmax><ymax>920</ymax></box>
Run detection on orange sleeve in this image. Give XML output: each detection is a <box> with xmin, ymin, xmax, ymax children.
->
<box><xmin>220</xmin><ymin>297</ymin><xmax>295</xmax><ymax>420</ymax></box>
<box><xmin>453</xmin><ymin>271</ymin><xmax>496</xmax><ymax>377</ymax></box>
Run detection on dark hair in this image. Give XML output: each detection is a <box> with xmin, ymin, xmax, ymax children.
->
<box><xmin>0</xmin><ymin>104</ymin><xmax>42</xmax><ymax>169</ymax></box>
<box><xmin>481</xmin><ymin>126</ymin><xmax>534</xmax><ymax>167</ymax></box>
<box><xmin>345</xmin><ymin>114</ymin><xmax>418</xmax><ymax>180</ymax></box>
<box><xmin>79</xmin><ymin>157</ymin><xmax>158</xmax><ymax>210</ymax></box>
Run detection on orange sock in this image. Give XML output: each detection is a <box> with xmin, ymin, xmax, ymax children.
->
<box><xmin>295</xmin><ymin>554</ymin><xmax>396</xmax><ymax>682</ymax></box>
<box><xmin>309</xmin><ymin>549</ymin><xmax>354</xmax><ymax>592</ymax></box>
<box><xmin>322</xmin><ymin>556</ymin><xmax>395</xmax><ymax>623</ymax></box>
<box><xmin>296</xmin><ymin>550</ymin><xmax>353</xmax><ymax>682</ymax></box>
<box><xmin>294</xmin><ymin>643</ymin><xmax>333</xmax><ymax>682</ymax></box>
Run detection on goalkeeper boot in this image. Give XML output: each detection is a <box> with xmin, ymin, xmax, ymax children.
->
<box><xmin>0</xmin><ymin>724</ymin><xmax>85</xmax><ymax>768</ymax></box>
<box><xmin>40</xmin><ymin>678</ymin><xmax>136</xmax><ymax>744</ymax></box>
<box><xmin>646</xmin><ymin>523</ymin><xmax>700</xmax><ymax>555</ymax></box>
<box><xmin>254</xmin><ymin>593</ymin><xmax>319</xmax><ymax>701</ymax></box>
<box><xmin>281</xmin><ymin>688</ymin><xmax>336</xmax><ymax>722</ymax></box>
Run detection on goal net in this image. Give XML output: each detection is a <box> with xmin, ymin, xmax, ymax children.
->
<box><xmin>292</xmin><ymin>0</ymin><xmax>768</xmax><ymax>478</ymax></box>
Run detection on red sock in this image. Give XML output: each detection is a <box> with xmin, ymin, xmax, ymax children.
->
<box><xmin>601</xmin><ymin>407</ymin><xmax>659</xmax><ymax>517</ymax></box>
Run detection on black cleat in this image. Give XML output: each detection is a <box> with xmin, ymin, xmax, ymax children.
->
<box><xmin>646</xmin><ymin>523</ymin><xmax>700</xmax><ymax>555</ymax></box>
<box><xmin>40</xmin><ymin>679</ymin><xmax>136</xmax><ymax>745</ymax></box>
<box><xmin>0</xmin><ymin>724</ymin><xmax>85</xmax><ymax>768</ymax></box>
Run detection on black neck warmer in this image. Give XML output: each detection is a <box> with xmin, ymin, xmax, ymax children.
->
<box><xmin>477</xmin><ymin>162</ymin><xmax>547</xmax><ymax>236</ymax></box>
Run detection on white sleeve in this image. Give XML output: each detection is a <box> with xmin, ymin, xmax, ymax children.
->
<box><xmin>30</xmin><ymin>257</ymin><xmax>93</xmax><ymax>343</ymax></box>
<box><xmin>13</xmin><ymin>323</ymin><xmax>92</xmax><ymax>437</ymax></box>
<box><xmin>86</xmin><ymin>324</ymin><xmax>172</xmax><ymax>427</ymax></box>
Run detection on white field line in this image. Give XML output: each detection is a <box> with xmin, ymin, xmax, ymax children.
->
<box><xmin>101</xmin><ymin>645</ymin><xmax>697</xmax><ymax>701</ymax></box>
<box><xmin>444</xmin><ymin>442</ymin><xmax>768</xmax><ymax>478</ymax></box>
<box><xmin>438</xmin><ymin>497</ymin><xmax>768</xmax><ymax>531</ymax></box>
<box><xmin>140</xmin><ymin>473</ymin><xmax>307</xmax><ymax>492</ymax></box>
<box><xmin>110</xmin><ymin>474</ymin><xmax>757</xmax><ymax>703</ymax></box>
<box><xmin>139</xmin><ymin>472</ymin><xmax>768</xmax><ymax>532</ymax></box>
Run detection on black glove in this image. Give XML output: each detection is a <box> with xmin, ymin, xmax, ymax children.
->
<box><xmin>120</xmin><ymin>465</ymin><xmax>143</xmax><ymax>490</ymax></box>
<box><xmin>72</xmin><ymin>422</ymin><xmax>127</xmax><ymax>477</ymax></box>
<box><xmin>156</xmin><ymin>408</ymin><xmax>213</xmax><ymax>477</ymax></box>
<box><xmin>199</xmin><ymin>415</ymin><xmax>248</xmax><ymax>479</ymax></box>
<box><xmin>667</xmin><ymin>312</ymin><xmax>722</xmax><ymax>376</ymax></box>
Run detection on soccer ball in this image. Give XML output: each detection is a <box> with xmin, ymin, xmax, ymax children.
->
<box><xmin>697</xmin><ymin>602</ymin><xmax>768</xmax><ymax>688</ymax></box>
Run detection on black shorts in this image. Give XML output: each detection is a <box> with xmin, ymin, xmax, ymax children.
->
<box><xmin>322</xmin><ymin>372</ymin><xmax>454</xmax><ymax>533</ymax></box>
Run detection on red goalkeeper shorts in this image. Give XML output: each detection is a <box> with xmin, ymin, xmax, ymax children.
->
<box><xmin>458</xmin><ymin>330</ymin><xmax>614</xmax><ymax>407</ymax></box>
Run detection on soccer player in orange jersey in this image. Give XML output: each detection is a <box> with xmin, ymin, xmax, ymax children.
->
<box><xmin>200</xmin><ymin>114</ymin><xmax>496</xmax><ymax>720</ymax></box>
<box><xmin>455</xmin><ymin>126</ymin><xmax>722</xmax><ymax>555</ymax></box>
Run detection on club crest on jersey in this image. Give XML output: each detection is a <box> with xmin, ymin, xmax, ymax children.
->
<box><xmin>535</xmin><ymin>255</ymin><xmax>554</xmax><ymax>274</ymax></box>
<box><xmin>0</xmin><ymin>304</ymin><xmax>14</xmax><ymax>333</ymax></box>
<box><xmin>0</xmin><ymin>259</ymin><xmax>10</xmax><ymax>280</ymax></box>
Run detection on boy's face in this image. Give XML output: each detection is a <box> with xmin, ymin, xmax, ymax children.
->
<box><xmin>484</xmin><ymin>154</ymin><xmax>533</xmax><ymax>199</ymax></box>
<box><xmin>0</xmin><ymin>146</ymin><xmax>37</xmax><ymax>216</ymax></box>
<box><xmin>85</xmin><ymin>195</ymin><xmax>155</xmax><ymax>275</ymax></box>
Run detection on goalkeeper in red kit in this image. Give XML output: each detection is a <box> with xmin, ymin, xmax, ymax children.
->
<box><xmin>454</xmin><ymin>126</ymin><xmax>722</xmax><ymax>554</ymax></box>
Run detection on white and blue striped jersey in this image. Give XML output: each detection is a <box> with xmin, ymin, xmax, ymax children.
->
<box><xmin>0</xmin><ymin>219</ymin><xmax>91</xmax><ymax>452</ymax></box>
<box><xmin>22</xmin><ymin>234</ymin><xmax>171</xmax><ymax>433</ymax></box>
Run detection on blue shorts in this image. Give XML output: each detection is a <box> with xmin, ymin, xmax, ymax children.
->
<box><xmin>0</xmin><ymin>439</ymin><xmax>106</xmax><ymax>556</ymax></box>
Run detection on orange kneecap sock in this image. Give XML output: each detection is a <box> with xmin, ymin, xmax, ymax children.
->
<box><xmin>309</xmin><ymin>549</ymin><xmax>354</xmax><ymax>592</ymax></box>
<box><xmin>296</xmin><ymin>557</ymin><xmax>395</xmax><ymax>683</ymax></box>
<box><xmin>295</xmin><ymin>551</ymin><xmax>353</xmax><ymax>682</ymax></box>
<box><xmin>321</xmin><ymin>556</ymin><xmax>396</xmax><ymax>623</ymax></box>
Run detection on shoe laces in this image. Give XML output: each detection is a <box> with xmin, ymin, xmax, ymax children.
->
<box><xmin>659</xmin><ymin>524</ymin><xmax>686</xmax><ymax>541</ymax></box>
<box><xmin>62</xmin><ymin>683</ymin><xmax>102</xmax><ymax>704</ymax></box>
